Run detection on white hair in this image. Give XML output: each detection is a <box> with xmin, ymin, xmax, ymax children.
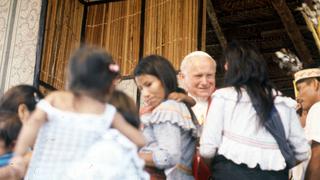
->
<box><xmin>180</xmin><ymin>51</ymin><xmax>216</xmax><ymax>74</ymax></box>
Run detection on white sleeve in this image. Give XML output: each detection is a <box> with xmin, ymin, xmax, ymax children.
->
<box><xmin>287</xmin><ymin>107</ymin><xmax>310</xmax><ymax>162</ymax></box>
<box><xmin>199</xmin><ymin>95</ymin><xmax>225</xmax><ymax>159</ymax></box>
<box><xmin>305</xmin><ymin>103</ymin><xmax>320</xmax><ymax>143</ymax></box>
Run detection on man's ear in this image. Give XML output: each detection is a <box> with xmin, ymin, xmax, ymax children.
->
<box><xmin>178</xmin><ymin>71</ymin><xmax>184</xmax><ymax>81</ymax></box>
<box><xmin>314</xmin><ymin>79</ymin><xmax>320</xmax><ymax>91</ymax></box>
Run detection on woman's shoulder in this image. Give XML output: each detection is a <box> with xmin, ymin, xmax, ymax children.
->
<box><xmin>154</xmin><ymin>99</ymin><xmax>188</xmax><ymax>112</ymax></box>
<box><xmin>213</xmin><ymin>87</ymin><xmax>244</xmax><ymax>101</ymax></box>
<box><xmin>214</xmin><ymin>87</ymin><xmax>236</xmax><ymax>94</ymax></box>
<box><xmin>274</xmin><ymin>95</ymin><xmax>297</xmax><ymax>108</ymax></box>
<box><xmin>149</xmin><ymin>100</ymin><xmax>197</xmax><ymax>136</ymax></box>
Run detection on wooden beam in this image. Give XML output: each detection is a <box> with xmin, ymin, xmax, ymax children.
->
<box><xmin>201</xmin><ymin>0</ymin><xmax>207</xmax><ymax>51</ymax></box>
<box><xmin>206</xmin><ymin>0</ymin><xmax>227</xmax><ymax>49</ymax></box>
<box><xmin>271</xmin><ymin>0</ymin><xmax>314</xmax><ymax>66</ymax></box>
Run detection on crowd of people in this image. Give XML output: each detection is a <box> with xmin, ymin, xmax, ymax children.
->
<box><xmin>0</xmin><ymin>41</ymin><xmax>318</xmax><ymax>180</ymax></box>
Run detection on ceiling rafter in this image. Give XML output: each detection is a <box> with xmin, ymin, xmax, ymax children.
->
<box><xmin>271</xmin><ymin>0</ymin><xmax>314</xmax><ymax>66</ymax></box>
<box><xmin>206</xmin><ymin>0</ymin><xmax>227</xmax><ymax>49</ymax></box>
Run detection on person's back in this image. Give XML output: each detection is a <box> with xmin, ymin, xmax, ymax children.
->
<box><xmin>25</xmin><ymin>91</ymin><xmax>116</xmax><ymax>179</ymax></box>
<box><xmin>200</xmin><ymin>41</ymin><xmax>309</xmax><ymax>180</ymax></box>
<box><xmin>11</xmin><ymin>47</ymin><xmax>145</xmax><ymax>179</ymax></box>
<box><xmin>202</xmin><ymin>87</ymin><xmax>307</xmax><ymax>170</ymax></box>
<box><xmin>66</xmin><ymin>129</ymin><xmax>149</xmax><ymax>180</ymax></box>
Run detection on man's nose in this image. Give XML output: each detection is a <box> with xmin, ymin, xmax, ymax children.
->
<box><xmin>200</xmin><ymin>76</ymin><xmax>209</xmax><ymax>84</ymax></box>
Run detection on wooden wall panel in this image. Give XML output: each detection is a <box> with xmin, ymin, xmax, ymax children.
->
<box><xmin>143</xmin><ymin>0</ymin><xmax>199</xmax><ymax>70</ymax></box>
<box><xmin>85</xmin><ymin>0</ymin><xmax>142</xmax><ymax>76</ymax></box>
<box><xmin>40</xmin><ymin>0</ymin><xmax>83</xmax><ymax>90</ymax></box>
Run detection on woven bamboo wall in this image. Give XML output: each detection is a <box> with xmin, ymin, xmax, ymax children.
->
<box><xmin>39</xmin><ymin>0</ymin><xmax>200</xmax><ymax>92</ymax></box>
<box><xmin>40</xmin><ymin>0</ymin><xmax>83</xmax><ymax>90</ymax></box>
<box><xmin>143</xmin><ymin>0</ymin><xmax>199</xmax><ymax>69</ymax></box>
<box><xmin>85</xmin><ymin>0</ymin><xmax>142</xmax><ymax>76</ymax></box>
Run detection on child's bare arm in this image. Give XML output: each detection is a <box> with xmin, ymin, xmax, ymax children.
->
<box><xmin>112</xmin><ymin>113</ymin><xmax>146</xmax><ymax>148</ymax></box>
<box><xmin>14</xmin><ymin>109</ymin><xmax>46</xmax><ymax>156</ymax></box>
<box><xmin>168</xmin><ymin>92</ymin><xmax>196</xmax><ymax>106</ymax></box>
<box><xmin>11</xmin><ymin>107</ymin><xmax>46</xmax><ymax>178</ymax></box>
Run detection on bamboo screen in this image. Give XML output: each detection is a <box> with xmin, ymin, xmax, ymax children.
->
<box><xmin>40</xmin><ymin>0</ymin><xmax>84</xmax><ymax>90</ymax></box>
<box><xmin>39</xmin><ymin>0</ymin><xmax>200</xmax><ymax>92</ymax></box>
<box><xmin>85</xmin><ymin>0</ymin><xmax>142</xmax><ymax>76</ymax></box>
<box><xmin>143</xmin><ymin>0</ymin><xmax>199</xmax><ymax>70</ymax></box>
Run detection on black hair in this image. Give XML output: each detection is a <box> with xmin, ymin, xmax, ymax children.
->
<box><xmin>68</xmin><ymin>47</ymin><xmax>120</xmax><ymax>102</ymax></box>
<box><xmin>0</xmin><ymin>84</ymin><xmax>44</xmax><ymax>113</ymax></box>
<box><xmin>109</xmin><ymin>90</ymin><xmax>140</xmax><ymax>129</ymax></box>
<box><xmin>0</xmin><ymin>111</ymin><xmax>22</xmax><ymax>148</ymax></box>
<box><xmin>223</xmin><ymin>41</ymin><xmax>276</xmax><ymax>124</ymax></box>
<box><xmin>134</xmin><ymin>55</ymin><xmax>178</xmax><ymax>97</ymax></box>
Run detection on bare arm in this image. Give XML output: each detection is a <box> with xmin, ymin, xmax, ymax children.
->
<box><xmin>139</xmin><ymin>152</ymin><xmax>155</xmax><ymax>167</ymax></box>
<box><xmin>10</xmin><ymin>108</ymin><xmax>46</xmax><ymax>178</ymax></box>
<box><xmin>305</xmin><ymin>141</ymin><xmax>320</xmax><ymax>180</ymax></box>
<box><xmin>168</xmin><ymin>92</ymin><xmax>196</xmax><ymax>107</ymax></box>
<box><xmin>14</xmin><ymin>109</ymin><xmax>46</xmax><ymax>156</ymax></box>
<box><xmin>112</xmin><ymin>113</ymin><xmax>145</xmax><ymax>148</ymax></box>
<box><xmin>0</xmin><ymin>166</ymin><xmax>20</xmax><ymax>180</ymax></box>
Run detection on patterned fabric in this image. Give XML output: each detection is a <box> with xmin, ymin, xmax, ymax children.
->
<box><xmin>294</xmin><ymin>68</ymin><xmax>320</xmax><ymax>82</ymax></box>
<box><xmin>200</xmin><ymin>87</ymin><xmax>310</xmax><ymax>171</ymax></box>
<box><xmin>141</xmin><ymin>100</ymin><xmax>196</xmax><ymax>180</ymax></box>
<box><xmin>25</xmin><ymin>100</ymin><xmax>115</xmax><ymax>180</ymax></box>
<box><xmin>66</xmin><ymin>129</ymin><xmax>149</xmax><ymax>180</ymax></box>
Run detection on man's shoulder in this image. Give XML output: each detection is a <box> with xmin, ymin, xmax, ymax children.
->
<box><xmin>309</xmin><ymin>101</ymin><xmax>320</xmax><ymax>114</ymax></box>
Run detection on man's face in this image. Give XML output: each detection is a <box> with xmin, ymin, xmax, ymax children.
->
<box><xmin>296</xmin><ymin>79</ymin><xmax>318</xmax><ymax>111</ymax></box>
<box><xmin>181</xmin><ymin>57</ymin><xmax>216</xmax><ymax>99</ymax></box>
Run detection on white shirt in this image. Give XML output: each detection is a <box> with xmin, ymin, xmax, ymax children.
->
<box><xmin>189</xmin><ymin>94</ymin><xmax>210</xmax><ymax>125</ymax></box>
<box><xmin>291</xmin><ymin>101</ymin><xmax>320</xmax><ymax>180</ymax></box>
<box><xmin>66</xmin><ymin>129</ymin><xmax>149</xmax><ymax>180</ymax></box>
<box><xmin>200</xmin><ymin>87</ymin><xmax>310</xmax><ymax>171</ymax></box>
<box><xmin>305</xmin><ymin>101</ymin><xmax>320</xmax><ymax>143</ymax></box>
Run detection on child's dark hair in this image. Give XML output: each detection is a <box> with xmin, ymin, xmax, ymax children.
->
<box><xmin>0</xmin><ymin>111</ymin><xmax>22</xmax><ymax>149</ymax></box>
<box><xmin>134</xmin><ymin>55</ymin><xmax>178</xmax><ymax>98</ymax></box>
<box><xmin>109</xmin><ymin>90</ymin><xmax>140</xmax><ymax>129</ymax></box>
<box><xmin>68</xmin><ymin>47</ymin><xmax>120</xmax><ymax>102</ymax></box>
<box><xmin>0</xmin><ymin>84</ymin><xmax>43</xmax><ymax>113</ymax></box>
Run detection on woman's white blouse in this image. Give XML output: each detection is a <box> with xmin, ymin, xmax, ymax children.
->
<box><xmin>200</xmin><ymin>87</ymin><xmax>310</xmax><ymax>171</ymax></box>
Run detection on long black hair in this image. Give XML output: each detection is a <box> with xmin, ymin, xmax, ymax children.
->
<box><xmin>223</xmin><ymin>41</ymin><xmax>276</xmax><ymax>124</ymax></box>
<box><xmin>134</xmin><ymin>55</ymin><xmax>178</xmax><ymax>98</ymax></box>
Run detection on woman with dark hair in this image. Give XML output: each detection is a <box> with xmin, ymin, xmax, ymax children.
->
<box><xmin>135</xmin><ymin>55</ymin><xmax>197</xmax><ymax>180</ymax></box>
<box><xmin>0</xmin><ymin>84</ymin><xmax>43</xmax><ymax>123</ymax></box>
<box><xmin>200</xmin><ymin>41</ymin><xmax>310</xmax><ymax>179</ymax></box>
